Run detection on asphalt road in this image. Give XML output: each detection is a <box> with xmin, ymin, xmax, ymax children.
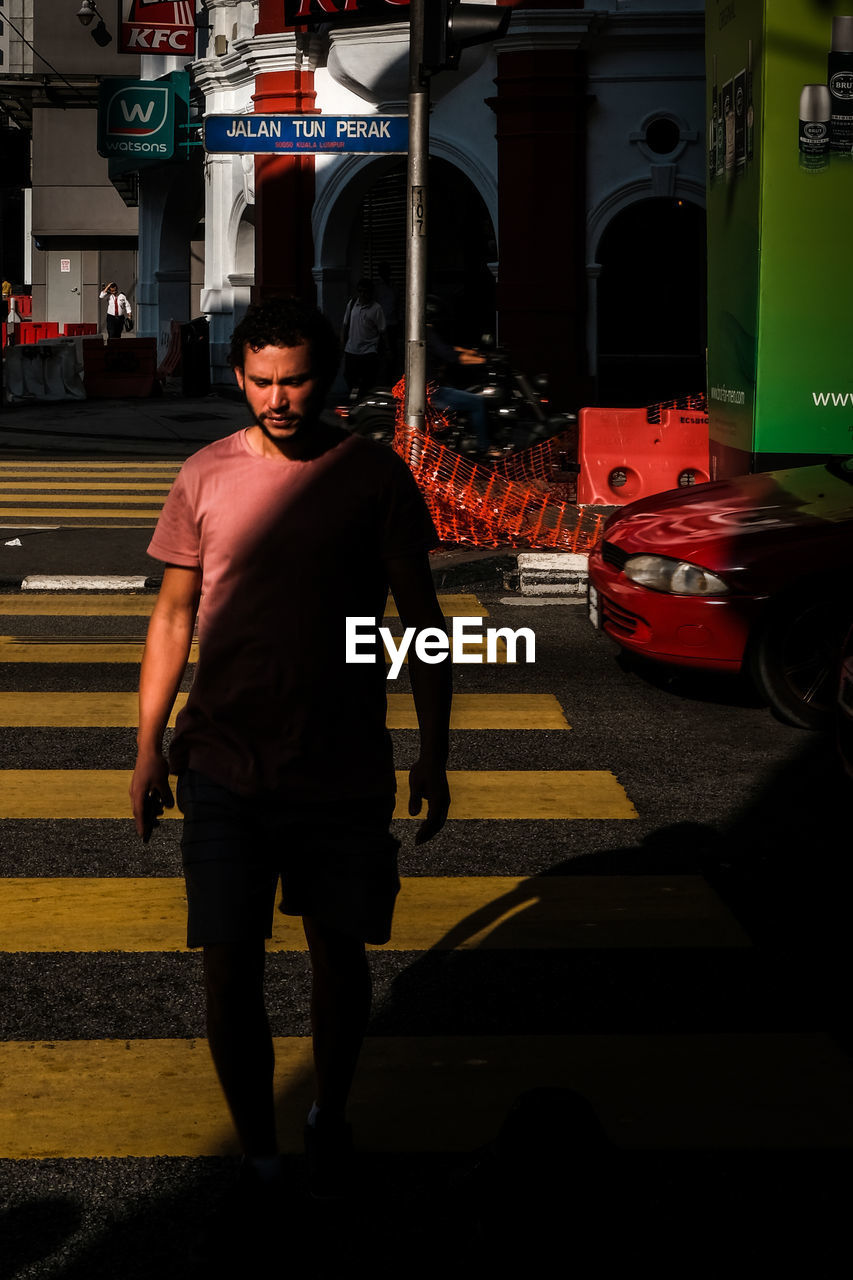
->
<box><xmin>1</xmin><ymin>582</ymin><xmax>852</xmax><ymax>1278</ymax></box>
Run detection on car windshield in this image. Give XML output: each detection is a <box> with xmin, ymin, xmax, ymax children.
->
<box><xmin>826</xmin><ymin>456</ymin><xmax>853</xmax><ymax>484</ymax></box>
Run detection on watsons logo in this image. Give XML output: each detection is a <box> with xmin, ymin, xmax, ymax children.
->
<box><xmin>104</xmin><ymin>140</ymin><xmax>169</xmax><ymax>155</ymax></box>
<box><xmin>346</xmin><ymin>617</ymin><xmax>535</xmax><ymax>680</ymax></box>
<box><xmin>106</xmin><ymin>86</ymin><xmax>170</xmax><ymax>138</ymax></box>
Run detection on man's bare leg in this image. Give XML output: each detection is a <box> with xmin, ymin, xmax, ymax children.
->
<box><xmin>203</xmin><ymin>940</ymin><xmax>277</xmax><ymax>1156</ymax></box>
<box><xmin>302</xmin><ymin>916</ymin><xmax>371</xmax><ymax>1121</ymax></box>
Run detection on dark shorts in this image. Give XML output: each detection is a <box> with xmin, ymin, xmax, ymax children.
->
<box><xmin>176</xmin><ymin>768</ymin><xmax>400</xmax><ymax>949</ymax></box>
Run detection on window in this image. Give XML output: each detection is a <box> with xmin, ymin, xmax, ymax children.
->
<box><xmin>645</xmin><ymin>117</ymin><xmax>681</xmax><ymax>156</ymax></box>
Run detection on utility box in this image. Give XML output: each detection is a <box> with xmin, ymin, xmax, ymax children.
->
<box><xmin>180</xmin><ymin>317</ymin><xmax>210</xmax><ymax>397</ymax></box>
<box><xmin>82</xmin><ymin>337</ymin><xmax>158</xmax><ymax>398</ymax></box>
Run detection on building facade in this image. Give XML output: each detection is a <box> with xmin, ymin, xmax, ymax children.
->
<box><xmin>2</xmin><ymin>2</ymin><xmax>706</xmax><ymax>409</ymax></box>
<box><xmin>194</xmin><ymin>0</ymin><xmax>706</xmax><ymax>406</ymax></box>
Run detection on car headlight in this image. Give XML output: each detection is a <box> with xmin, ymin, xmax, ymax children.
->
<box><xmin>622</xmin><ymin>554</ymin><xmax>730</xmax><ymax>596</ymax></box>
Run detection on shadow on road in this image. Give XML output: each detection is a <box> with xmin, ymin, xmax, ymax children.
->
<box><xmin>3</xmin><ymin>733</ymin><xmax>852</xmax><ymax>1278</ymax></box>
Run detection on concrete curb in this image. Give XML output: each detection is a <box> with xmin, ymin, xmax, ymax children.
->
<box><xmin>517</xmin><ymin>552</ymin><xmax>589</xmax><ymax>596</ymax></box>
<box><xmin>0</xmin><ymin>553</ymin><xmax>593</xmax><ymax>594</ymax></box>
<box><xmin>0</xmin><ymin>574</ymin><xmax>161</xmax><ymax>593</ymax></box>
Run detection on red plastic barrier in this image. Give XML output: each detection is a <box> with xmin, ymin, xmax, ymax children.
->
<box><xmin>577</xmin><ymin>404</ymin><xmax>710</xmax><ymax>505</ymax></box>
<box><xmin>11</xmin><ymin>295</ymin><xmax>32</xmax><ymax>318</ymax></box>
<box><xmin>16</xmin><ymin>322</ymin><xmax>60</xmax><ymax>345</ymax></box>
<box><xmin>63</xmin><ymin>323</ymin><xmax>99</xmax><ymax>337</ymax></box>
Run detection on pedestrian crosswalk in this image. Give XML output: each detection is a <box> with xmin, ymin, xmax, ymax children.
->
<box><xmin>0</xmin><ymin>461</ymin><xmax>179</xmax><ymax>528</ymax></box>
<box><xmin>0</xmin><ymin>690</ymin><xmax>570</xmax><ymax>729</ymax></box>
<box><xmin>6</xmin><ymin>1032</ymin><xmax>853</xmax><ymax>1160</ymax></box>
<box><xmin>1</xmin><ymin>874</ymin><xmax>743</xmax><ymax>951</ymax></box>
<box><xmin>0</xmin><ymin>769</ymin><xmax>637</xmax><ymax>820</ymax></box>
<box><xmin>4</xmin><ymin>585</ymin><xmax>853</xmax><ymax>1195</ymax></box>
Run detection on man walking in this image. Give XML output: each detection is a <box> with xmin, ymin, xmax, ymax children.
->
<box><xmin>130</xmin><ymin>297</ymin><xmax>451</xmax><ymax>1234</ymax></box>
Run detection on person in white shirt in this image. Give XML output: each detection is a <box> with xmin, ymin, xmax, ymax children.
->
<box><xmin>340</xmin><ymin>279</ymin><xmax>386</xmax><ymax>397</ymax></box>
<box><xmin>99</xmin><ymin>282</ymin><xmax>132</xmax><ymax>339</ymax></box>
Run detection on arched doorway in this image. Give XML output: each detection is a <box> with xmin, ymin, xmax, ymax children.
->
<box><xmin>595</xmin><ymin>198</ymin><xmax>707</xmax><ymax>405</ymax></box>
<box><xmin>339</xmin><ymin>157</ymin><xmax>497</xmax><ymax>347</ymax></box>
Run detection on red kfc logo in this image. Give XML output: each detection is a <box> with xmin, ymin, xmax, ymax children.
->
<box><xmin>119</xmin><ymin>1</ymin><xmax>196</xmax><ymax>55</ymax></box>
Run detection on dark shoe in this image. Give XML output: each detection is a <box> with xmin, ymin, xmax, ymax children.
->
<box><xmin>189</xmin><ymin>1161</ymin><xmax>285</xmax><ymax>1273</ymax></box>
<box><xmin>304</xmin><ymin>1114</ymin><xmax>354</xmax><ymax>1200</ymax></box>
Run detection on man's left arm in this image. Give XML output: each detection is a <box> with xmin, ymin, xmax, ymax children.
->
<box><xmin>386</xmin><ymin>553</ymin><xmax>452</xmax><ymax>844</ymax></box>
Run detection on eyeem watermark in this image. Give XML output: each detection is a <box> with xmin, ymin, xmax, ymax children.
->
<box><xmin>346</xmin><ymin>616</ymin><xmax>536</xmax><ymax>680</ymax></box>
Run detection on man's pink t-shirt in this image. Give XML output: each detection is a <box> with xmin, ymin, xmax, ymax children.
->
<box><xmin>148</xmin><ymin>427</ymin><xmax>437</xmax><ymax>799</ymax></box>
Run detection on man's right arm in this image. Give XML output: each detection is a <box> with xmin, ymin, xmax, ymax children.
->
<box><xmin>130</xmin><ymin>565</ymin><xmax>202</xmax><ymax>840</ymax></box>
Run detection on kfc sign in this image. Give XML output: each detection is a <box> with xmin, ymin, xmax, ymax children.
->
<box><xmin>285</xmin><ymin>1</ymin><xmax>409</xmax><ymax>23</ymax></box>
<box><xmin>119</xmin><ymin>0</ymin><xmax>196</xmax><ymax>56</ymax></box>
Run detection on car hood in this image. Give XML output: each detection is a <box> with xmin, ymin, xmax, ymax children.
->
<box><xmin>602</xmin><ymin>459</ymin><xmax>853</xmax><ymax>575</ymax></box>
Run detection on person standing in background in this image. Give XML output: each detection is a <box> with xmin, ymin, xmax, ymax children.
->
<box><xmin>99</xmin><ymin>282</ymin><xmax>131</xmax><ymax>339</ymax></box>
<box><xmin>341</xmin><ymin>278</ymin><xmax>386</xmax><ymax>398</ymax></box>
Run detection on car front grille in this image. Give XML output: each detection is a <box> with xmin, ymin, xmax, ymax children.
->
<box><xmin>601</xmin><ymin>541</ymin><xmax>630</xmax><ymax>571</ymax></box>
<box><xmin>602</xmin><ymin>597</ymin><xmax>644</xmax><ymax>638</ymax></box>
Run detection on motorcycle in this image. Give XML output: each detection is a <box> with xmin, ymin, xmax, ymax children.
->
<box><xmin>344</xmin><ymin>341</ymin><xmax>575</xmax><ymax>458</ymax></box>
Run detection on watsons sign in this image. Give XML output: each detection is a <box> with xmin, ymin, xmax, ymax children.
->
<box><xmin>97</xmin><ymin>79</ymin><xmax>176</xmax><ymax>164</ymax></box>
<box><xmin>119</xmin><ymin>1</ymin><xmax>196</xmax><ymax>56</ymax></box>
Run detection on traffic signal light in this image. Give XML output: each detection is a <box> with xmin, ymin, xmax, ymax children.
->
<box><xmin>422</xmin><ymin>1</ymin><xmax>512</xmax><ymax>75</ymax></box>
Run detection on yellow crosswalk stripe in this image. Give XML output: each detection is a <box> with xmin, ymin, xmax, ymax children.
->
<box><xmin>0</xmin><ymin>770</ymin><xmax>637</xmax><ymax>819</ymax></box>
<box><xmin>0</xmin><ymin>875</ymin><xmax>743</xmax><ymax>952</ymax></box>
<box><xmin>3</xmin><ymin>1032</ymin><xmax>853</xmax><ymax>1158</ymax></box>
<box><xmin>0</xmin><ymin>465</ymin><xmax>179</xmax><ymax>476</ymax></box>
<box><xmin>0</xmin><ymin>508</ymin><xmax>165</xmax><ymax>519</ymax></box>
<box><xmin>0</xmin><ymin>482</ymin><xmax>174</xmax><ymax>491</ymax></box>
<box><xmin>0</xmin><ymin>592</ymin><xmax>488</xmax><ymax>617</ymax></box>
<box><xmin>0</xmin><ymin>638</ymin><xmax>194</xmax><ymax>662</ymax></box>
<box><xmin>0</xmin><ymin>633</ymin><xmax>504</xmax><ymax>665</ymax></box>
<box><xmin>0</xmin><ymin>596</ymin><xmax>157</xmax><ymax>616</ymax></box>
<box><xmin>0</xmin><ymin>691</ymin><xmax>569</xmax><ymax>729</ymax></box>
<box><xmin>0</xmin><ymin>494</ymin><xmax>171</xmax><ymax>505</ymax></box>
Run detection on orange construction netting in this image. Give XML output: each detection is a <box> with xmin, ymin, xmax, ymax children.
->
<box><xmin>391</xmin><ymin>379</ymin><xmax>603</xmax><ymax>553</ymax></box>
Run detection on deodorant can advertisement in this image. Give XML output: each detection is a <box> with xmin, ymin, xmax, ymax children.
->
<box><xmin>707</xmin><ymin>1</ymin><xmax>853</xmax><ymax>475</ymax></box>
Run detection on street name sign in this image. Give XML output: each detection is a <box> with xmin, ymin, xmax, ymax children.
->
<box><xmin>204</xmin><ymin>114</ymin><xmax>409</xmax><ymax>155</ymax></box>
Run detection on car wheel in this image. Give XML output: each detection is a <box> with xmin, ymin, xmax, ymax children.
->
<box><xmin>748</xmin><ymin>589</ymin><xmax>851</xmax><ymax>730</ymax></box>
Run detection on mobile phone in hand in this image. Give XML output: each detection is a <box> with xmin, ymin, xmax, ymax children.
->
<box><xmin>142</xmin><ymin>790</ymin><xmax>165</xmax><ymax>844</ymax></box>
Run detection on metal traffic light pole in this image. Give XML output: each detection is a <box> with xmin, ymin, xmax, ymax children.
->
<box><xmin>404</xmin><ymin>0</ymin><xmax>429</xmax><ymax>432</ymax></box>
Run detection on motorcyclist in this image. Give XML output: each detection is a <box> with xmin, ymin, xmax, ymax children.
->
<box><xmin>425</xmin><ymin>299</ymin><xmax>494</xmax><ymax>456</ymax></box>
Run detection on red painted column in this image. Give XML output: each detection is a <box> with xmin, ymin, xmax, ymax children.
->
<box><xmin>490</xmin><ymin>4</ymin><xmax>590</xmax><ymax>409</ymax></box>
<box><xmin>253</xmin><ymin>2</ymin><xmax>318</xmax><ymax>302</ymax></box>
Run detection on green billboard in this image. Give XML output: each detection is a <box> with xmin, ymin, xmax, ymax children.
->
<box><xmin>707</xmin><ymin>0</ymin><xmax>853</xmax><ymax>476</ymax></box>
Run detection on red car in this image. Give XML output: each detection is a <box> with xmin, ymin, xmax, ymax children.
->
<box><xmin>587</xmin><ymin>457</ymin><xmax>853</xmax><ymax>729</ymax></box>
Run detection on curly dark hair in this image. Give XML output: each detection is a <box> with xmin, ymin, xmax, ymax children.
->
<box><xmin>228</xmin><ymin>296</ymin><xmax>340</xmax><ymax>391</ymax></box>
